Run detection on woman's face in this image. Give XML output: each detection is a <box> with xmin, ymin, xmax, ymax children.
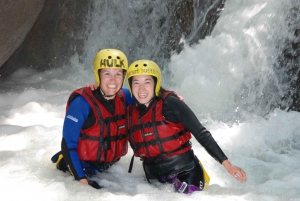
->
<box><xmin>100</xmin><ymin>68</ymin><xmax>124</xmax><ymax>99</ymax></box>
<box><xmin>131</xmin><ymin>75</ymin><xmax>155</xmax><ymax>107</ymax></box>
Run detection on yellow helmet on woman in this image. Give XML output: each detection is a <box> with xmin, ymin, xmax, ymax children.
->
<box><xmin>127</xmin><ymin>60</ymin><xmax>162</xmax><ymax>96</ymax></box>
<box><xmin>93</xmin><ymin>49</ymin><xmax>128</xmax><ymax>86</ymax></box>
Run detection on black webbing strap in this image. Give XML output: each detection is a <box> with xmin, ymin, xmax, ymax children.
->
<box><xmin>151</xmin><ymin>101</ymin><xmax>165</xmax><ymax>154</ymax></box>
<box><xmin>139</xmin><ymin>117</ymin><xmax>152</xmax><ymax>157</ymax></box>
<box><xmin>129</xmin><ymin>141</ymin><xmax>191</xmax><ymax>176</ymax></box>
<box><xmin>128</xmin><ymin>121</ymin><xmax>166</xmax><ymax>133</ymax></box>
<box><xmin>128</xmin><ymin>105</ymin><xmax>136</xmax><ymax>173</ymax></box>
<box><xmin>80</xmin><ymin>89</ymin><xmax>127</xmax><ymax>164</ymax></box>
<box><xmin>128</xmin><ymin>105</ymin><xmax>136</xmax><ymax>152</ymax></box>
<box><xmin>116</xmin><ymin>91</ymin><xmax>128</xmax><ymax>157</ymax></box>
<box><xmin>142</xmin><ymin>141</ymin><xmax>191</xmax><ymax>163</ymax></box>
<box><xmin>80</xmin><ymin>133</ymin><xmax>127</xmax><ymax>141</ymax></box>
<box><xmin>81</xmin><ymin>90</ymin><xmax>105</xmax><ymax>162</ymax></box>
<box><xmin>131</xmin><ymin>128</ymin><xmax>187</xmax><ymax>150</ymax></box>
<box><xmin>128</xmin><ymin>154</ymin><xmax>135</xmax><ymax>173</ymax></box>
<box><xmin>102</xmin><ymin>114</ymin><xmax>125</xmax><ymax>124</ymax></box>
<box><xmin>117</xmin><ymin>91</ymin><xmax>127</xmax><ymax>115</ymax></box>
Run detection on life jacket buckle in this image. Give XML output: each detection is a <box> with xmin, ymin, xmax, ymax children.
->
<box><xmin>144</xmin><ymin>122</ymin><xmax>152</xmax><ymax>128</ymax></box>
<box><xmin>177</xmin><ymin>181</ymin><xmax>188</xmax><ymax>193</ymax></box>
<box><xmin>98</xmin><ymin>119</ymin><xmax>104</xmax><ymax>125</ymax></box>
<box><xmin>116</xmin><ymin>114</ymin><xmax>123</xmax><ymax>121</ymax></box>
<box><xmin>148</xmin><ymin>139</ymin><xmax>157</xmax><ymax>146</ymax></box>
<box><xmin>81</xmin><ymin>133</ymin><xmax>87</xmax><ymax>140</ymax></box>
<box><xmin>174</xmin><ymin>133</ymin><xmax>179</xmax><ymax>139</ymax></box>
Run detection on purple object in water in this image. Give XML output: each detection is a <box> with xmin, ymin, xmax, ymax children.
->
<box><xmin>166</xmin><ymin>175</ymin><xmax>202</xmax><ymax>194</ymax></box>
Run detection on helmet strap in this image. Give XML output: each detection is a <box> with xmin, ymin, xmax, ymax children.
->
<box><xmin>100</xmin><ymin>87</ymin><xmax>117</xmax><ymax>98</ymax></box>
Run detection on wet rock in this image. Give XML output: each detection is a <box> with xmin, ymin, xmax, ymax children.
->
<box><xmin>0</xmin><ymin>0</ymin><xmax>45</xmax><ymax>69</ymax></box>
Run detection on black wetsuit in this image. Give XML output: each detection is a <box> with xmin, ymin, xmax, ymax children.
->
<box><xmin>137</xmin><ymin>94</ymin><xmax>228</xmax><ymax>189</ymax></box>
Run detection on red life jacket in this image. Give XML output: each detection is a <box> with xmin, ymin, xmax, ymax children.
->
<box><xmin>128</xmin><ymin>92</ymin><xmax>191</xmax><ymax>159</ymax></box>
<box><xmin>67</xmin><ymin>87</ymin><xmax>128</xmax><ymax>163</ymax></box>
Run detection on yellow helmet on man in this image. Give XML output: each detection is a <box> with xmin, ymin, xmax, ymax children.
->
<box><xmin>127</xmin><ymin>60</ymin><xmax>162</xmax><ymax>96</ymax></box>
<box><xmin>93</xmin><ymin>49</ymin><xmax>128</xmax><ymax>86</ymax></box>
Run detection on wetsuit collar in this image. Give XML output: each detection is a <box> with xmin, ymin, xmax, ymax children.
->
<box><xmin>94</xmin><ymin>89</ymin><xmax>115</xmax><ymax>114</ymax></box>
<box><xmin>137</xmin><ymin>97</ymin><xmax>155</xmax><ymax>116</ymax></box>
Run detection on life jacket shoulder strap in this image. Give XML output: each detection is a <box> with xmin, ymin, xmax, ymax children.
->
<box><xmin>162</xmin><ymin>90</ymin><xmax>179</xmax><ymax>99</ymax></box>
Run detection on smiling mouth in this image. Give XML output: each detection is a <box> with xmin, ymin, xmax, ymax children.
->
<box><xmin>107</xmin><ymin>85</ymin><xmax>117</xmax><ymax>89</ymax></box>
<box><xmin>138</xmin><ymin>93</ymin><xmax>147</xmax><ymax>98</ymax></box>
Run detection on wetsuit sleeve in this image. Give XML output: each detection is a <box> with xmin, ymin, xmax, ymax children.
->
<box><xmin>163</xmin><ymin>96</ymin><xmax>228</xmax><ymax>164</ymax></box>
<box><xmin>121</xmin><ymin>87</ymin><xmax>136</xmax><ymax>106</ymax></box>
<box><xmin>61</xmin><ymin>95</ymin><xmax>91</xmax><ymax>180</ymax></box>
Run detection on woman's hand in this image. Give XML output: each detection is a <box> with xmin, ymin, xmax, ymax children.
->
<box><xmin>222</xmin><ymin>160</ymin><xmax>247</xmax><ymax>183</ymax></box>
<box><xmin>178</xmin><ymin>95</ymin><xmax>185</xmax><ymax>102</ymax></box>
<box><xmin>86</xmin><ymin>83</ymin><xmax>98</xmax><ymax>91</ymax></box>
<box><xmin>79</xmin><ymin>178</ymin><xmax>89</xmax><ymax>185</ymax></box>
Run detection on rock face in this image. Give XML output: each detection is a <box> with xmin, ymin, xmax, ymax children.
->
<box><xmin>0</xmin><ymin>0</ymin><xmax>91</xmax><ymax>79</ymax></box>
<box><xmin>0</xmin><ymin>0</ymin><xmax>45</xmax><ymax>70</ymax></box>
<box><xmin>0</xmin><ymin>0</ymin><xmax>224</xmax><ymax>79</ymax></box>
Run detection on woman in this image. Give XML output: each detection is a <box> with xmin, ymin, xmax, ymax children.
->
<box><xmin>126</xmin><ymin>60</ymin><xmax>246</xmax><ymax>194</ymax></box>
<box><xmin>51</xmin><ymin>49</ymin><xmax>135</xmax><ymax>189</ymax></box>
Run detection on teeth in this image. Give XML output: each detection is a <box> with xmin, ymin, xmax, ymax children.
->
<box><xmin>139</xmin><ymin>93</ymin><xmax>147</xmax><ymax>98</ymax></box>
<box><xmin>108</xmin><ymin>85</ymin><xmax>117</xmax><ymax>89</ymax></box>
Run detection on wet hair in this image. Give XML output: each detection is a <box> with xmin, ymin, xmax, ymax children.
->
<box><xmin>152</xmin><ymin>77</ymin><xmax>174</xmax><ymax>101</ymax></box>
<box><xmin>157</xmin><ymin>87</ymin><xmax>172</xmax><ymax>101</ymax></box>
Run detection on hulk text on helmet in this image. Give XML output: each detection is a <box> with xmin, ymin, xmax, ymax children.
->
<box><xmin>127</xmin><ymin>60</ymin><xmax>162</xmax><ymax>97</ymax></box>
<box><xmin>93</xmin><ymin>49</ymin><xmax>128</xmax><ymax>86</ymax></box>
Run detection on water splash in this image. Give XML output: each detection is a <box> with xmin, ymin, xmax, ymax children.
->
<box><xmin>82</xmin><ymin>0</ymin><xmax>222</xmax><ymax>71</ymax></box>
<box><xmin>168</xmin><ymin>0</ymin><xmax>299</xmax><ymax>122</ymax></box>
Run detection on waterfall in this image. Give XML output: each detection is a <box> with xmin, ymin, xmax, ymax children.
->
<box><xmin>82</xmin><ymin>0</ymin><xmax>299</xmax><ymax>122</ymax></box>
<box><xmin>168</xmin><ymin>0</ymin><xmax>299</xmax><ymax>122</ymax></box>
<box><xmin>82</xmin><ymin>0</ymin><xmax>223</xmax><ymax>71</ymax></box>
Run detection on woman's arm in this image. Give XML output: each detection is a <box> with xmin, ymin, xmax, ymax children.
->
<box><xmin>62</xmin><ymin>96</ymin><xmax>91</xmax><ymax>181</ymax></box>
<box><xmin>163</xmin><ymin>96</ymin><xmax>246</xmax><ymax>182</ymax></box>
<box><xmin>163</xmin><ymin>96</ymin><xmax>227</xmax><ymax>163</ymax></box>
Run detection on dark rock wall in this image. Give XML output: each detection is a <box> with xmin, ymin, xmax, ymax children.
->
<box><xmin>0</xmin><ymin>0</ymin><xmax>224</xmax><ymax>79</ymax></box>
<box><xmin>280</xmin><ymin>6</ymin><xmax>300</xmax><ymax>111</ymax></box>
<box><xmin>0</xmin><ymin>0</ymin><xmax>45</xmax><ymax>69</ymax></box>
<box><xmin>0</xmin><ymin>0</ymin><xmax>91</xmax><ymax>79</ymax></box>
